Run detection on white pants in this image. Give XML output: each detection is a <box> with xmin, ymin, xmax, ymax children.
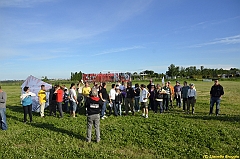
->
<box><xmin>40</xmin><ymin>102</ymin><xmax>46</xmax><ymax>117</ymax></box>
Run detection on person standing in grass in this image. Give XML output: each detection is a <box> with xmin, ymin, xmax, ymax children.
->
<box><xmin>109</xmin><ymin>84</ymin><xmax>116</xmax><ymax>116</ymax></box>
<box><xmin>82</xmin><ymin>82</ymin><xmax>91</xmax><ymax>104</ymax></box>
<box><xmin>55</xmin><ymin>85</ymin><xmax>64</xmax><ymax>118</ymax></box>
<box><xmin>187</xmin><ymin>83</ymin><xmax>197</xmax><ymax>114</ymax></box>
<box><xmin>0</xmin><ymin>86</ymin><xmax>7</xmax><ymax>130</ymax></box>
<box><xmin>125</xmin><ymin>82</ymin><xmax>135</xmax><ymax>116</ymax></box>
<box><xmin>77</xmin><ymin>81</ymin><xmax>84</xmax><ymax>108</ymax></box>
<box><xmin>99</xmin><ymin>82</ymin><xmax>109</xmax><ymax>119</ymax></box>
<box><xmin>38</xmin><ymin>85</ymin><xmax>46</xmax><ymax>118</ymax></box>
<box><xmin>209</xmin><ymin>80</ymin><xmax>224</xmax><ymax>116</ymax></box>
<box><xmin>49</xmin><ymin>85</ymin><xmax>57</xmax><ymax>116</ymax></box>
<box><xmin>140</xmin><ymin>84</ymin><xmax>150</xmax><ymax>118</ymax></box>
<box><xmin>63</xmin><ymin>88</ymin><xmax>69</xmax><ymax>112</ymax></box>
<box><xmin>119</xmin><ymin>81</ymin><xmax>126</xmax><ymax>106</ymax></box>
<box><xmin>167</xmin><ymin>81</ymin><xmax>174</xmax><ymax>108</ymax></box>
<box><xmin>163</xmin><ymin>82</ymin><xmax>172</xmax><ymax>111</ymax></box>
<box><xmin>85</xmin><ymin>88</ymin><xmax>103</xmax><ymax>143</ymax></box>
<box><xmin>181</xmin><ymin>81</ymin><xmax>190</xmax><ymax>111</ymax></box>
<box><xmin>174</xmin><ymin>81</ymin><xmax>182</xmax><ymax>108</ymax></box>
<box><xmin>115</xmin><ymin>87</ymin><xmax>123</xmax><ymax>116</ymax></box>
<box><xmin>134</xmin><ymin>83</ymin><xmax>140</xmax><ymax>112</ymax></box>
<box><xmin>149</xmin><ymin>84</ymin><xmax>156</xmax><ymax>112</ymax></box>
<box><xmin>147</xmin><ymin>79</ymin><xmax>154</xmax><ymax>92</ymax></box>
<box><xmin>154</xmin><ymin>84</ymin><xmax>164</xmax><ymax>113</ymax></box>
<box><xmin>69</xmin><ymin>83</ymin><xmax>78</xmax><ymax>118</ymax></box>
<box><xmin>21</xmin><ymin>86</ymin><xmax>36</xmax><ymax>123</ymax></box>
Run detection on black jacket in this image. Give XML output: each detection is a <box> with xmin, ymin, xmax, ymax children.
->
<box><xmin>210</xmin><ymin>84</ymin><xmax>224</xmax><ymax>97</ymax></box>
<box><xmin>85</xmin><ymin>97</ymin><xmax>103</xmax><ymax>116</ymax></box>
<box><xmin>126</xmin><ymin>87</ymin><xmax>134</xmax><ymax>98</ymax></box>
<box><xmin>115</xmin><ymin>93</ymin><xmax>123</xmax><ymax>104</ymax></box>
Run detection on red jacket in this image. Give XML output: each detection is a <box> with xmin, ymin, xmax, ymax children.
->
<box><xmin>56</xmin><ymin>89</ymin><xmax>64</xmax><ymax>102</ymax></box>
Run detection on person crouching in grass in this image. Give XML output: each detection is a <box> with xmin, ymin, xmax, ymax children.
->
<box><xmin>187</xmin><ymin>83</ymin><xmax>197</xmax><ymax>114</ymax></box>
<box><xmin>20</xmin><ymin>86</ymin><xmax>36</xmax><ymax>123</ymax></box>
<box><xmin>85</xmin><ymin>88</ymin><xmax>103</xmax><ymax>143</ymax></box>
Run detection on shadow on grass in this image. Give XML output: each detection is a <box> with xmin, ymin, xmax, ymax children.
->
<box><xmin>7</xmin><ymin>105</ymin><xmax>23</xmax><ymax>113</ymax></box>
<box><xmin>182</xmin><ymin>114</ymin><xmax>240</xmax><ymax>123</ymax></box>
<box><xmin>7</xmin><ymin>105</ymin><xmax>39</xmax><ymax>122</ymax></box>
<box><xmin>29</xmin><ymin>122</ymin><xmax>86</xmax><ymax>141</ymax></box>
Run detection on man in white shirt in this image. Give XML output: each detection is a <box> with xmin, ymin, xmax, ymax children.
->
<box><xmin>187</xmin><ymin>83</ymin><xmax>197</xmax><ymax>114</ymax></box>
<box><xmin>140</xmin><ymin>84</ymin><xmax>150</xmax><ymax>118</ymax></box>
<box><xmin>109</xmin><ymin>84</ymin><xmax>116</xmax><ymax>116</ymax></box>
<box><xmin>69</xmin><ymin>83</ymin><xmax>78</xmax><ymax>117</ymax></box>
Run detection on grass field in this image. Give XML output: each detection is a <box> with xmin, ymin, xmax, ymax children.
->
<box><xmin>0</xmin><ymin>80</ymin><xmax>240</xmax><ymax>159</ymax></box>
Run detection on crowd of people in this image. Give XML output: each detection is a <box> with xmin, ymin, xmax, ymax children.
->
<box><xmin>0</xmin><ymin>79</ymin><xmax>224</xmax><ymax>142</ymax></box>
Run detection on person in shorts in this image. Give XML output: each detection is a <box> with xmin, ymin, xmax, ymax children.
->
<box><xmin>140</xmin><ymin>84</ymin><xmax>150</xmax><ymax>118</ymax></box>
<box><xmin>69</xmin><ymin>83</ymin><xmax>78</xmax><ymax>117</ymax></box>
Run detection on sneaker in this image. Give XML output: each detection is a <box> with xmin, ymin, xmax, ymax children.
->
<box><xmin>101</xmin><ymin>117</ymin><xmax>105</xmax><ymax>120</ymax></box>
<box><xmin>103</xmin><ymin>115</ymin><xmax>108</xmax><ymax>118</ymax></box>
<box><xmin>145</xmin><ymin>115</ymin><xmax>148</xmax><ymax>118</ymax></box>
<box><xmin>142</xmin><ymin>114</ymin><xmax>145</xmax><ymax>117</ymax></box>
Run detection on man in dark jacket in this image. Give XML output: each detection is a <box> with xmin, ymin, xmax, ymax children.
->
<box><xmin>125</xmin><ymin>82</ymin><xmax>135</xmax><ymax>115</ymax></box>
<box><xmin>209</xmin><ymin>80</ymin><xmax>224</xmax><ymax>116</ymax></box>
<box><xmin>85</xmin><ymin>88</ymin><xmax>103</xmax><ymax>143</ymax></box>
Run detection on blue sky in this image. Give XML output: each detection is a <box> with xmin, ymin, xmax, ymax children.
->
<box><xmin>1</xmin><ymin>0</ymin><xmax>240</xmax><ymax>80</ymax></box>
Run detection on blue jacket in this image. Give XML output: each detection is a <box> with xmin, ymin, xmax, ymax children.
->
<box><xmin>181</xmin><ymin>86</ymin><xmax>190</xmax><ymax>98</ymax></box>
<box><xmin>22</xmin><ymin>94</ymin><xmax>32</xmax><ymax>106</ymax></box>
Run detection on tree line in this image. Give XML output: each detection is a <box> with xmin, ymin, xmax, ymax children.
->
<box><xmin>166</xmin><ymin>64</ymin><xmax>240</xmax><ymax>79</ymax></box>
<box><xmin>69</xmin><ymin>64</ymin><xmax>240</xmax><ymax>81</ymax></box>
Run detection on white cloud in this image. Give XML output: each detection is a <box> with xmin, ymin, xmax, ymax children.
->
<box><xmin>189</xmin><ymin>34</ymin><xmax>240</xmax><ymax>48</ymax></box>
<box><xmin>92</xmin><ymin>46</ymin><xmax>145</xmax><ymax>56</ymax></box>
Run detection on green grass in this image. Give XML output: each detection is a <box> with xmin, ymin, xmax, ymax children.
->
<box><xmin>0</xmin><ymin>81</ymin><xmax>240</xmax><ymax>158</ymax></box>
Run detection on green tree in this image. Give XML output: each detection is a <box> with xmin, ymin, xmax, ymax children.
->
<box><xmin>166</xmin><ymin>64</ymin><xmax>179</xmax><ymax>77</ymax></box>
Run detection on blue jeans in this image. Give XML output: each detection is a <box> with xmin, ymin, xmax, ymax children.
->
<box><xmin>210</xmin><ymin>97</ymin><xmax>221</xmax><ymax>115</ymax></box>
<box><xmin>111</xmin><ymin>100</ymin><xmax>118</xmax><ymax>116</ymax></box>
<box><xmin>155</xmin><ymin>101</ymin><xmax>163</xmax><ymax>113</ymax></box>
<box><xmin>134</xmin><ymin>96</ymin><xmax>140</xmax><ymax>111</ymax></box>
<box><xmin>0</xmin><ymin>108</ymin><xmax>7</xmax><ymax>130</ymax></box>
<box><xmin>116</xmin><ymin>103</ymin><xmax>122</xmax><ymax>116</ymax></box>
<box><xmin>163</xmin><ymin>98</ymin><xmax>169</xmax><ymax>111</ymax></box>
<box><xmin>101</xmin><ymin>100</ymin><xmax>108</xmax><ymax>118</ymax></box>
<box><xmin>70</xmin><ymin>101</ymin><xmax>77</xmax><ymax>112</ymax></box>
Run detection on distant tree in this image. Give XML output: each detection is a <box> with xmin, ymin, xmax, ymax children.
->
<box><xmin>166</xmin><ymin>64</ymin><xmax>179</xmax><ymax>77</ymax></box>
<box><xmin>143</xmin><ymin>70</ymin><xmax>154</xmax><ymax>75</ymax></box>
<box><xmin>153</xmin><ymin>73</ymin><xmax>159</xmax><ymax>78</ymax></box>
<box><xmin>179</xmin><ymin>67</ymin><xmax>186</xmax><ymax>77</ymax></box>
<box><xmin>70</xmin><ymin>71</ymin><xmax>82</xmax><ymax>81</ymax></box>
<box><xmin>42</xmin><ymin>76</ymin><xmax>48</xmax><ymax>82</ymax></box>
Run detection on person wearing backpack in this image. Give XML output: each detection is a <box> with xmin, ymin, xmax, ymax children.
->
<box><xmin>63</xmin><ymin>88</ymin><xmax>69</xmax><ymax>112</ymax></box>
<box><xmin>154</xmin><ymin>84</ymin><xmax>164</xmax><ymax>113</ymax></box>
